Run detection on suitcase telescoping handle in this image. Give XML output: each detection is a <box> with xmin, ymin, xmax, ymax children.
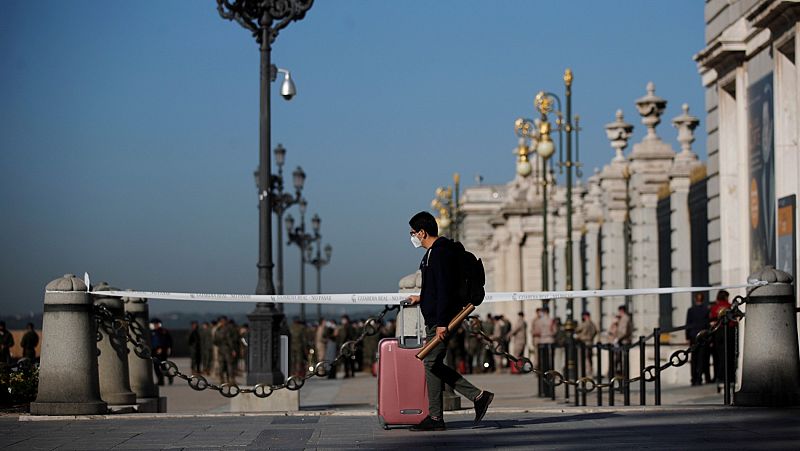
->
<box><xmin>415</xmin><ymin>304</ymin><xmax>475</xmax><ymax>360</ymax></box>
<box><xmin>398</xmin><ymin>300</ymin><xmax>424</xmax><ymax>348</ymax></box>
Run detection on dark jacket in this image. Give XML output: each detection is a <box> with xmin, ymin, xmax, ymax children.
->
<box><xmin>686</xmin><ymin>304</ymin><xmax>710</xmax><ymax>340</ymax></box>
<box><xmin>419</xmin><ymin>237</ymin><xmax>461</xmax><ymax>328</ymax></box>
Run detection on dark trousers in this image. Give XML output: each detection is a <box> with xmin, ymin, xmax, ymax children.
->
<box><xmin>689</xmin><ymin>338</ymin><xmax>711</xmax><ymax>384</ymax></box>
<box><xmin>153</xmin><ymin>349</ymin><xmax>172</xmax><ymax>386</ymax></box>
<box><xmin>190</xmin><ymin>348</ymin><xmax>202</xmax><ymax>374</ymax></box>
<box><xmin>422</xmin><ymin>326</ymin><xmax>481</xmax><ymax>419</ymax></box>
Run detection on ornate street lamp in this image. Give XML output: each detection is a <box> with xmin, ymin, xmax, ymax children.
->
<box><xmin>217</xmin><ymin>0</ymin><xmax>314</xmax><ymax>386</ymax></box>
<box><xmin>533</xmin><ymin>69</ymin><xmax>583</xmax><ymax>402</ymax></box>
<box><xmin>266</xmin><ymin>143</ymin><xmax>306</xmax><ymax>300</ymax></box>
<box><xmin>307</xmin><ymin>220</ymin><xmax>332</xmax><ymax>321</ymax></box>
<box><xmin>286</xmin><ymin>202</ymin><xmax>319</xmax><ymax>322</ymax></box>
<box><xmin>515</xmin><ymin>113</ymin><xmax>556</xmax><ymax>306</ymax></box>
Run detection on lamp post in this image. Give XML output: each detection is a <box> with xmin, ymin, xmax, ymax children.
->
<box><xmin>534</xmin><ymin>69</ymin><xmax>582</xmax><ymax>401</ymax></box>
<box><xmin>605</xmin><ymin>110</ymin><xmax>634</xmax><ymax>313</ymax></box>
<box><xmin>307</xmin><ymin>226</ymin><xmax>332</xmax><ymax>321</ymax></box>
<box><xmin>286</xmin><ymin>202</ymin><xmax>319</xmax><ymax>322</ymax></box>
<box><xmin>217</xmin><ymin>0</ymin><xmax>314</xmax><ymax>386</ymax></box>
<box><xmin>261</xmin><ymin>144</ymin><xmax>306</xmax><ymax>301</ymax></box>
<box><xmin>516</xmin><ymin>112</ymin><xmax>557</xmax><ymax>305</ymax></box>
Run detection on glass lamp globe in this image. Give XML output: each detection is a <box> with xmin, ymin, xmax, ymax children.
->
<box><xmin>516</xmin><ymin>160</ymin><xmax>533</xmax><ymax>177</ymax></box>
<box><xmin>537</xmin><ymin>139</ymin><xmax>555</xmax><ymax>159</ymax></box>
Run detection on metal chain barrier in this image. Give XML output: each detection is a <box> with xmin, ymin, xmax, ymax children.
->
<box><xmin>91</xmin><ymin>290</ymin><xmax>751</xmax><ymax>399</ymax></box>
<box><xmin>93</xmin><ymin>303</ymin><xmax>399</xmax><ymax>398</ymax></box>
<box><xmin>465</xmin><ymin>294</ymin><xmax>748</xmax><ymax>394</ymax></box>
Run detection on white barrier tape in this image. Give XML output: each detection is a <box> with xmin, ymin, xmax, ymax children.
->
<box><xmin>48</xmin><ymin>281</ymin><xmax>765</xmax><ymax>306</ymax></box>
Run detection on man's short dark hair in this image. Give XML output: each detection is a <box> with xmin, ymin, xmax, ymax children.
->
<box><xmin>717</xmin><ymin>290</ymin><xmax>729</xmax><ymax>300</ymax></box>
<box><xmin>618</xmin><ymin>305</ymin><xmax>627</xmax><ymax>313</ymax></box>
<box><xmin>409</xmin><ymin>211</ymin><xmax>439</xmax><ymax>237</ymax></box>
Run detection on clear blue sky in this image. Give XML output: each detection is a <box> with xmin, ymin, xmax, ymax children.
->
<box><xmin>0</xmin><ymin>1</ymin><xmax>705</xmax><ymax>317</ymax></box>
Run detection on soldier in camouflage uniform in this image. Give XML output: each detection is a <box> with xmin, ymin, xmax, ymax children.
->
<box><xmin>213</xmin><ymin>316</ymin><xmax>238</xmax><ymax>384</ymax></box>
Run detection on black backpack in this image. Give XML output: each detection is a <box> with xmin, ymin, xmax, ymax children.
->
<box><xmin>451</xmin><ymin>241</ymin><xmax>486</xmax><ymax>306</ymax></box>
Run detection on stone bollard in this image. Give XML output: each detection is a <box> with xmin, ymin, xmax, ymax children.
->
<box><xmin>93</xmin><ymin>282</ymin><xmax>137</xmax><ymax>406</ymax></box>
<box><xmin>736</xmin><ymin>266</ymin><xmax>800</xmax><ymax>406</ymax></box>
<box><xmin>123</xmin><ymin>294</ymin><xmax>164</xmax><ymax>412</ymax></box>
<box><xmin>30</xmin><ymin>274</ymin><xmax>108</xmax><ymax>415</ymax></box>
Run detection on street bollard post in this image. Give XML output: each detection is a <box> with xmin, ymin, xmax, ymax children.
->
<box><xmin>30</xmin><ymin>274</ymin><xmax>107</xmax><ymax>415</ymax></box>
<box><xmin>123</xmin><ymin>294</ymin><xmax>164</xmax><ymax>412</ymax></box>
<box><xmin>93</xmin><ymin>282</ymin><xmax>137</xmax><ymax>406</ymax></box>
<box><xmin>736</xmin><ymin>266</ymin><xmax>800</xmax><ymax>406</ymax></box>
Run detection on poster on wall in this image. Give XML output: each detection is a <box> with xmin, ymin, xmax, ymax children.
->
<box><xmin>777</xmin><ymin>195</ymin><xmax>796</xmax><ymax>280</ymax></box>
<box><xmin>748</xmin><ymin>73</ymin><xmax>775</xmax><ymax>271</ymax></box>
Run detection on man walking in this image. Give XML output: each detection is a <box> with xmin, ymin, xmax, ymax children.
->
<box><xmin>406</xmin><ymin>211</ymin><xmax>493</xmax><ymax>431</ymax></box>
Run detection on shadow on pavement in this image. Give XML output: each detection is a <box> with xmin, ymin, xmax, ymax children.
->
<box><xmin>446</xmin><ymin>411</ymin><xmax>621</xmax><ymax>430</ymax></box>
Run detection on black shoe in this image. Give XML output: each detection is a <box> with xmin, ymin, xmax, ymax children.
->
<box><xmin>410</xmin><ymin>416</ymin><xmax>446</xmax><ymax>432</ymax></box>
<box><xmin>473</xmin><ymin>391</ymin><xmax>494</xmax><ymax>424</ymax></box>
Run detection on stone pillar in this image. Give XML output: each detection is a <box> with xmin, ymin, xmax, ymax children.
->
<box><xmin>505</xmin><ymin>231</ymin><xmax>523</xmax><ymax>293</ymax></box>
<box><xmin>583</xmin><ymin>171</ymin><xmax>604</xmax><ymax>326</ymax></box>
<box><xmin>629</xmin><ymin>83</ymin><xmax>677</xmax><ymax>333</ymax></box>
<box><xmin>30</xmin><ymin>274</ymin><xmax>107</xmax><ymax>415</ymax></box>
<box><xmin>736</xmin><ymin>267</ymin><xmax>800</xmax><ymax>406</ymax></box>
<box><xmin>669</xmin><ymin>104</ymin><xmax>704</xmax><ymax>330</ymax></box>
<box><xmin>493</xmin><ymin>228</ymin><xmax>509</xmax><ymax>293</ymax></box>
<box><xmin>93</xmin><ymin>283</ymin><xmax>137</xmax><ymax>406</ymax></box>
<box><xmin>123</xmin><ymin>294</ymin><xmax>162</xmax><ymax>412</ymax></box>
<box><xmin>601</xmin><ymin>110</ymin><xmax>634</xmax><ymax>332</ymax></box>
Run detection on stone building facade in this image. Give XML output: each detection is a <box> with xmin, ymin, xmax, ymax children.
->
<box><xmin>399</xmin><ymin>0</ymin><xmax>799</xmax><ymax>343</ymax></box>
<box><xmin>450</xmin><ymin>84</ymin><xmax>709</xmax><ymax>341</ymax></box>
<box><xmin>695</xmin><ymin>0</ymin><xmax>800</xmax><ymax>294</ymax></box>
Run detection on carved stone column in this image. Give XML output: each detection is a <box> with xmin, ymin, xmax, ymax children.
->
<box><xmin>669</xmin><ymin>104</ymin><xmax>704</xmax><ymax>329</ymax></box>
<box><xmin>629</xmin><ymin>83</ymin><xmax>677</xmax><ymax>333</ymax></box>
<box><xmin>600</xmin><ymin>110</ymin><xmax>634</xmax><ymax>331</ymax></box>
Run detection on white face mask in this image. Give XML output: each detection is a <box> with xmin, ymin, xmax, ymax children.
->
<box><xmin>410</xmin><ymin>234</ymin><xmax>422</xmax><ymax>248</ymax></box>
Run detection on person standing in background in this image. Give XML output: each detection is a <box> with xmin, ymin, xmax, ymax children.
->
<box><xmin>508</xmin><ymin>311</ymin><xmax>527</xmax><ymax>358</ymax></box>
<box><xmin>686</xmin><ymin>293</ymin><xmax>711</xmax><ymax>385</ymax></box>
<box><xmin>20</xmin><ymin>323</ymin><xmax>39</xmax><ymax>361</ymax></box>
<box><xmin>575</xmin><ymin>312</ymin><xmax>598</xmax><ymax>375</ymax></box>
<box><xmin>150</xmin><ymin>319</ymin><xmax>173</xmax><ymax>386</ymax></box>
<box><xmin>213</xmin><ymin>316</ymin><xmax>238</xmax><ymax>384</ymax></box>
<box><xmin>188</xmin><ymin>321</ymin><xmax>202</xmax><ymax>375</ymax></box>
<box><xmin>200</xmin><ymin>321</ymin><xmax>213</xmax><ymax>375</ymax></box>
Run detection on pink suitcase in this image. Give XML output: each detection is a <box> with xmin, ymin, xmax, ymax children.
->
<box><xmin>377</xmin><ymin>337</ymin><xmax>429</xmax><ymax>429</ymax></box>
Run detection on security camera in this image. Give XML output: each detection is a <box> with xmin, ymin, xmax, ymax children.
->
<box><xmin>280</xmin><ymin>70</ymin><xmax>296</xmax><ymax>101</ymax></box>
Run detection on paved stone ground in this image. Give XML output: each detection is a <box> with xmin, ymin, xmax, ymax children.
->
<box><xmin>6</xmin><ymin>358</ymin><xmax>795</xmax><ymax>449</ymax></box>
<box><xmin>3</xmin><ymin>407</ymin><xmax>800</xmax><ymax>449</ymax></box>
